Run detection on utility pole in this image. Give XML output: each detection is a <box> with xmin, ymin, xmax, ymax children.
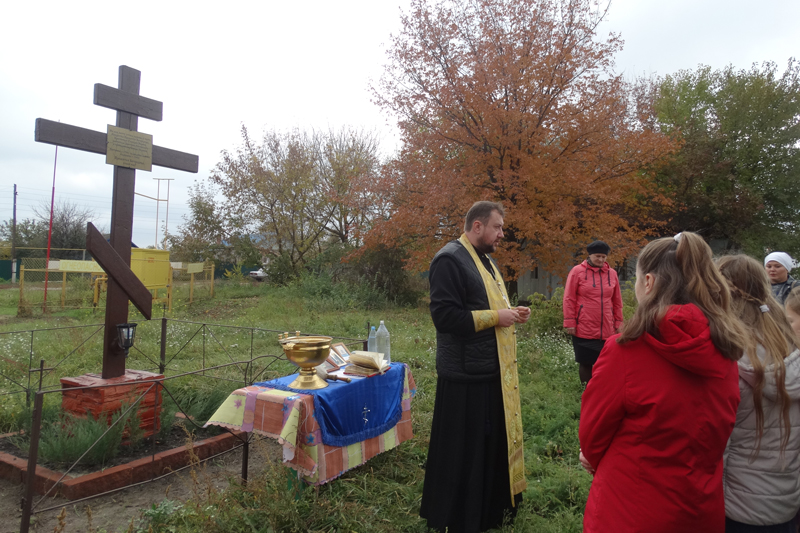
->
<box><xmin>12</xmin><ymin>184</ymin><xmax>17</xmax><ymax>283</ymax></box>
<box><xmin>153</xmin><ymin>178</ymin><xmax>174</xmax><ymax>249</ymax></box>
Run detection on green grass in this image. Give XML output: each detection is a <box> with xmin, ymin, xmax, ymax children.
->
<box><xmin>9</xmin><ymin>401</ymin><xmax>144</xmax><ymax>466</ymax></box>
<box><xmin>0</xmin><ymin>279</ymin><xmax>591</xmax><ymax>532</ymax></box>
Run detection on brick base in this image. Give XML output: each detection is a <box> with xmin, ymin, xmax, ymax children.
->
<box><xmin>0</xmin><ymin>431</ymin><xmax>245</xmax><ymax>500</ymax></box>
<box><xmin>60</xmin><ymin>370</ymin><xmax>165</xmax><ymax>439</ymax></box>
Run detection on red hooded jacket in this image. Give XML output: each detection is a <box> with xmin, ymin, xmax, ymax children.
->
<box><xmin>563</xmin><ymin>260</ymin><xmax>623</xmax><ymax>339</ymax></box>
<box><xmin>579</xmin><ymin>304</ymin><xmax>740</xmax><ymax>533</ymax></box>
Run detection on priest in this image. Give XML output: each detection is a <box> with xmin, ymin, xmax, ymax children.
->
<box><xmin>420</xmin><ymin>200</ymin><xmax>530</xmax><ymax>532</ymax></box>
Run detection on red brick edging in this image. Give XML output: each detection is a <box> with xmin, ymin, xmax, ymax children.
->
<box><xmin>0</xmin><ymin>430</ymin><xmax>245</xmax><ymax>500</ymax></box>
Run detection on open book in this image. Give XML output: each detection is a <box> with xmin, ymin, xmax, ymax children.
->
<box><xmin>344</xmin><ymin>351</ymin><xmax>390</xmax><ymax>377</ymax></box>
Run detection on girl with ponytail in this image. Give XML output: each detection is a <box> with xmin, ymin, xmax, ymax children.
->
<box><xmin>718</xmin><ymin>255</ymin><xmax>800</xmax><ymax>533</ymax></box>
<box><xmin>579</xmin><ymin>232</ymin><xmax>748</xmax><ymax>533</ymax></box>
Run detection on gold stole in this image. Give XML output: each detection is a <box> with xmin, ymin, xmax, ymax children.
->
<box><xmin>458</xmin><ymin>234</ymin><xmax>527</xmax><ymax>505</ymax></box>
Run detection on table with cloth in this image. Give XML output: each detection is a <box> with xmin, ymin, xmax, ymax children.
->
<box><xmin>204</xmin><ymin>362</ymin><xmax>416</xmax><ymax>485</ymax></box>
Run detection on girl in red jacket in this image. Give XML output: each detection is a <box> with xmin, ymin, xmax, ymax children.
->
<box><xmin>579</xmin><ymin>232</ymin><xmax>748</xmax><ymax>533</ymax></box>
<box><xmin>563</xmin><ymin>240</ymin><xmax>624</xmax><ymax>384</ymax></box>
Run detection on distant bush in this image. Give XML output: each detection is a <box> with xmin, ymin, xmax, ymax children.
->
<box><xmin>525</xmin><ymin>281</ymin><xmax>638</xmax><ymax>337</ymax></box>
<box><xmin>527</xmin><ymin>287</ymin><xmax>567</xmax><ymax>337</ymax></box>
<box><xmin>298</xmin><ymin>243</ymin><xmax>425</xmax><ymax>307</ymax></box>
<box><xmin>266</xmin><ymin>252</ymin><xmax>297</xmax><ymax>286</ymax></box>
<box><xmin>291</xmin><ymin>270</ymin><xmax>390</xmax><ymax>312</ymax></box>
<box><xmin>223</xmin><ymin>260</ymin><xmax>248</xmax><ymax>282</ymax></box>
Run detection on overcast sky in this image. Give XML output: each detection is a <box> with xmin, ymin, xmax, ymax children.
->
<box><xmin>0</xmin><ymin>0</ymin><xmax>797</xmax><ymax>250</ymax></box>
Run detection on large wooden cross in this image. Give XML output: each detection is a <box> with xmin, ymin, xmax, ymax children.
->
<box><xmin>35</xmin><ymin>65</ymin><xmax>198</xmax><ymax>379</ymax></box>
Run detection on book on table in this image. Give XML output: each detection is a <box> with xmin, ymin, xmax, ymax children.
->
<box><xmin>344</xmin><ymin>351</ymin><xmax>389</xmax><ymax>377</ymax></box>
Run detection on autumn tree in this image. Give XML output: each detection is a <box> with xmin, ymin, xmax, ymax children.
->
<box><xmin>369</xmin><ymin>0</ymin><xmax>675</xmax><ymax>277</ymax></box>
<box><xmin>648</xmin><ymin>60</ymin><xmax>800</xmax><ymax>256</ymax></box>
<box><xmin>311</xmin><ymin>128</ymin><xmax>385</xmax><ymax>245</ymax></box>
<box><xmin>209</xmin><ymin>126</ymin><xmax>383</xmax><ymax>275</ymax></box>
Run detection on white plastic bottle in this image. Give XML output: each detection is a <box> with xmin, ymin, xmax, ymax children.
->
<box><xmin>376</xmin><ymin>320</ymin><xmax>391</xmax><ymax>364</ymax></box>
<box><xmin>368</xmin><ymin>326</ymin><xmax>377</xmax><ymax>352</ymax></box>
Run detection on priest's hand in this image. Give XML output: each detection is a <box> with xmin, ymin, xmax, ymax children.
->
<box><xmin>515</xmin><ymin>306</ymin><xmax>531</xmax><ymax>324</ymax></box>
<box><xmin>498</xmin><ymin>308</ymin><xmax>520</xmax><ymax>327</ymax></box>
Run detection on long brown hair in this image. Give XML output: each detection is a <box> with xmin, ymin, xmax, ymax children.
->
<box><xmin>717</xmin><ymin>254</ymin><xmax>797</xmax><ymax>456</ymax></box>
<box><xmin>786</xmin><ymin>287</ymin><xmax>800</xmax><ymax>317</ymax></box>
<box><xmin>618</xmin><ymin>232</ymin><xmax>747</xmax><ymax>362</ymax></box>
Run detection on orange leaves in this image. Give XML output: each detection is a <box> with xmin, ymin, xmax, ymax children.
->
<box><xmin>369</xmin><ymin>0</ymin><xmax>676</xmax><ymax>277</ymax></box>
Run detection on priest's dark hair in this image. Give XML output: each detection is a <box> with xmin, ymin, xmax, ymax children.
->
<box><xmin>464</xmin><ymin>201</ymin><xmax>504</xmax><ymax>233</ymax></box>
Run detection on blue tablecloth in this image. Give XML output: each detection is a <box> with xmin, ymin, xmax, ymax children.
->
<box><xmin>256</xmin><ymin>362</ymin><xmax>405</xmax><ymax>447</ymax></box>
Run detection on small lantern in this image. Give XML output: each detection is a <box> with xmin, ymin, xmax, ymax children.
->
<box><xmin>116</xmin><ymin>323</ymin><xmax>138</xmax><ymax>357</ymax></box>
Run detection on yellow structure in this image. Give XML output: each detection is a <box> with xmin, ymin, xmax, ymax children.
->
<box><xmin>17</xmin><ymin>253</ymin><xmax>215</xmax><ymax>316</ymax></box>
<box><xmin>131</xmin><ymin>249</ymin><xmax>172</xmax><ymax>310</ymax></box>
<box><xmin>92</xmin><ymin>249</ymin><xmax>173</xmax><ymax>310</ymax></box>
<box><xmin>130</xmin><ymin>249</ymin><xmax>171</xmax><ymax>289</ymax></box>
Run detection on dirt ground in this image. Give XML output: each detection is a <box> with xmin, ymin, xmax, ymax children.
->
<box><xmin>0</xmin><ymin>438</ymin><xmax>282</xmax><ymax>533</ymax></box>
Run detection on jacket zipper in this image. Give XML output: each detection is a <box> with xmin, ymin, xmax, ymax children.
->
<box><xmin>576</xmin><ymin>305</ymin><xmax>583</xmax><ymax>326</ymax></box>
<box><xmin>600</xmin><ymin>271</ymin><xmax>604</xmax><ymax>338</ymax></box>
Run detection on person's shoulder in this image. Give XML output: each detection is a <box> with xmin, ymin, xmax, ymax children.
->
<box><xmin>568</xmin><ymin>261</ymin><xmax>588</xmax><ymax>274</ymax></box>
<box><xmin>595</xmin><ymin>335</ymin><xmax>636</xmax><ymax>369</ymax></box>
<box><xmin>431</xmin><ymin>240</ymin><xmax>463</xmax><ymax>267</ymax></box>
<box><xmin>435</xmin><ymin>239</ymin><xmax>462</xmax><ymax>255</ymax></box>
<box><xmin>601</xmin><ymin>334</ymin><xmax>627</xmax><ymax>353</ymax></box>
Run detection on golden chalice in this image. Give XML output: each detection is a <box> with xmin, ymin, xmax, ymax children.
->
<box><xmin>278</xmin><ymin>332</ymin><xmax>332</xmax><ymax>390</ymax></box>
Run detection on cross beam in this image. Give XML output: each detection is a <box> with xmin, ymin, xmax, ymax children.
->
<box><xmin>35</xmin><ymin>119</ymin><xmax>198</xmax><ymax>173</ymax></box>
<box><xmin>34</xmin><ymin>65</ymin><xmax>198</xmax><ymax>379</ymax></box>
<box><xmin>85</xmin><ymin>222</ymin><xmax>153</xmax><ymax>319</ymax></box>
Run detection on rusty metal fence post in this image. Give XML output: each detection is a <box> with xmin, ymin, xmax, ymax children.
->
<box><xmin>19</xmin><ymin>391</ymin><xmax>44</xmax><ymax>533</ymax></box>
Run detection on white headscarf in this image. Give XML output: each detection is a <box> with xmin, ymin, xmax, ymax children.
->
<box><xmin>764</xmin><ymin>251</ymin><xmax>794</xmax><ymax>273</ymax></box>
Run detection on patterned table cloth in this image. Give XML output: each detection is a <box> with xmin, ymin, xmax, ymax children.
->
<box><xmin>205</xmin><ymin>364</ymin><xmax>416</xmax><ymax>485</ymax></box>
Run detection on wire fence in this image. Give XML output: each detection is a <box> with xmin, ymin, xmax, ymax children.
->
<box><xmin>15</xmin><ymin>258</ymin><xmax>215</xmax><ymax>316</ymax></box>
<box><xmin>0</xmin><ymin>318</ymin><xmax>368</xmax><ymax>533</ymax></box>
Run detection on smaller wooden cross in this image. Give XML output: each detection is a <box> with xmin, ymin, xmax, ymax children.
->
<box><xmin>35</xmin><ymin>66</ymin><xmax>198</xmax><ymax>379</ymax></box>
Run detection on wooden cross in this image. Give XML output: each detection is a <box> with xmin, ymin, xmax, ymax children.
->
<box><xmin>34</xmin><ymin>65</ymin><xmax>198</xmax><ymax>379</ymax></box>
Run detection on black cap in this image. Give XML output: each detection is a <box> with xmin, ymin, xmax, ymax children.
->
<box><xmin>587</xmin><ymin>241</ymin><xmax>610</xmax><ymax>255</ymax></box>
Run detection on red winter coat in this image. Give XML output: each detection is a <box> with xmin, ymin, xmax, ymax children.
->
<box><xmin>562</xmin><ymin>260</ymin><xmax>623</xmax><ymax>339</ymax></box>
<box><xmin>579</xmin><ymin>304</ymin><xmax>740</xmax><ymax>533</ymax></box>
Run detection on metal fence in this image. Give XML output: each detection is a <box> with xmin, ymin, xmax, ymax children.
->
<box><xmin>16</xmin><ymin>260</ymin><xmax>215</xmax><ymax>316</ymax></box>
<box><xmin>0</xmin><ymin>319</ymin><xmax>368</xmax><ymax>533</ymax></box>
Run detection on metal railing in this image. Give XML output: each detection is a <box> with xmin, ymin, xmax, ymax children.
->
<box><xmin>0</xmin><ymin>319</ymin><xmax>368</xmax><ymax>533</ymax></box>
<box><xmin>0</xmin><ymin>318</ymin><xmax>368</xmax><ymax>400</ymax></box>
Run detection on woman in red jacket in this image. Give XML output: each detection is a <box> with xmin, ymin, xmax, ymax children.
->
<box><xmin>579</xmin><ymin>232</ymin><xmax>748</xmax><ymax>533</ymax></box>
<box><xmin>563</xmin><ymin>241</ymin><xmax>623</xmax><ymax>384</ymax></box>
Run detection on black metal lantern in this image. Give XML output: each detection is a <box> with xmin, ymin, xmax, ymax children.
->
<box><xmin>116</xmin><ymin>322</ymin><xmax>138</xmax><ymax>357</ymax></box>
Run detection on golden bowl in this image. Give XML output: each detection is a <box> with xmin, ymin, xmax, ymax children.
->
<box><xmin>278</xmin><ymin>333</ymin><xmax>332</xmax><ymax>389</ymax></box>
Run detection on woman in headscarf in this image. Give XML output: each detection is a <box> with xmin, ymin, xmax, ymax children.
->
<box><xmin>562</xmin><ymin>240</ymin><xmax>623</xmax><ymax>384</ymax></box>
<box><xmin>764</xmin><ymin>252</ymin><xmax>800</xmax><ymax>306</ymax></box>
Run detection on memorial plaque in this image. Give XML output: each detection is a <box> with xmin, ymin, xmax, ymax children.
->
<box><xmin>106</xmin><ymin>125</ymin><xmax>153</xmax><ymax>171</ymax></box>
